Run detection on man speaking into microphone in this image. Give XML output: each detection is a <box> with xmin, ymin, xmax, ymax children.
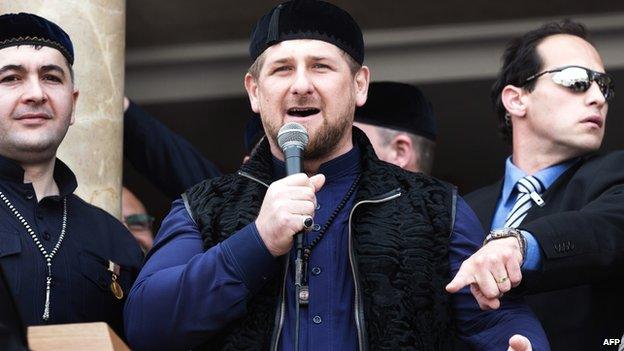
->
<box><xmin>123</xmin><ymin>1</ymin><xmax>548</xmax><ymax>350</ymax></box>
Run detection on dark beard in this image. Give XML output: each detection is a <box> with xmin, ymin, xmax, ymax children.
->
<box><xmin>303</xmin><ymin>116</ymin><xmax>351</xmax><ymax>160</ymax></box>
<box><xmin>262</xmin><ymin>94</ymin><xmax>355</xmax><ymax>161</ymax></box>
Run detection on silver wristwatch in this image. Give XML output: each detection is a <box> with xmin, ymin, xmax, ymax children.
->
<box><xmin>483</xmin><ymin>228</ymin><xmax>527</xmax><ymax>260</ymax></box>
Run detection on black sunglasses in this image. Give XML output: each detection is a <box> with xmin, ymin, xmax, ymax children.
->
<box><xmin>124</xmin><ymin>214</ymin><xmax>155</xmax><ymax>230</ymax></box>
<box><xmin>522</xmin><ymin>65</ymin><xmax>615</xmax><ymax>101</ymax></box>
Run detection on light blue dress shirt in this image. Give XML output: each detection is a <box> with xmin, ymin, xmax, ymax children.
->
<box><xmin>491</xmin><ymin>157</ymin><xmax>577</xmax><ymax>270</ymax></box>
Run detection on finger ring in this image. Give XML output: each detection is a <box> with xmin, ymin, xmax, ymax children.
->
<box><xmin>302</xmin><ymin>216</ymin><xmax>314</xmax><ymax>231</ymax></box>
<box><xmin>495</xmin><ymin>276</ymin><xmax>509</xmax><ymax>284</ymax></box>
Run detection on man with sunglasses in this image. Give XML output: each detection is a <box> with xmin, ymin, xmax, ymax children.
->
<box><xmin>447</xmin><ymin>20</ymin><xmax>624</xmax><ymax>350</ymax></box>
<box><xmin>122</xmin><ymin>187</ymin><xmax>155</xmax><ymax>253</ymax></box>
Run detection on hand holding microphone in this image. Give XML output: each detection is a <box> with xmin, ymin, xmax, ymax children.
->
<box><xmin>255</xmin><ymin>123</ymin><xmax>325</xmax><ymax>257</ymax></box>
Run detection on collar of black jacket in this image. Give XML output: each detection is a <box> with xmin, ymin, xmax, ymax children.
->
<box><xmin>0</xmin><ymin>154</ymin><xmax>78</xmax><ymax>197</ymax></box>
<box><xmin>239</xmin><ymin>126</ymin><xmax>403</xmax><ymax>196</ymax></box>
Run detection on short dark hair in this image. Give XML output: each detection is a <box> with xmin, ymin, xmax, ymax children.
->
<box><xmin>491</xmin><ymin>20</ymin><xmax>590</xmax><ymax>142</ymax></box>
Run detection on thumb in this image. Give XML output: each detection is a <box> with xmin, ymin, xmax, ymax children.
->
<box><xmin>508</xmin><ymin>335</ymin><xmax>531</xmax><ymax>351</ymax></box>
<box><xmin>309</xmin><ymin>174</ymin><xmax>326</xmax><ymax>192</ymax></box>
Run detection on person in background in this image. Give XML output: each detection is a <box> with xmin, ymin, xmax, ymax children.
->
<box><xmin>122</xmin><ymin>187</ymin><xmax>154</xmax><ymax>253</ymax></box>
<box><xmin>354</xmin><ymin>81</ymin><xmax>436</xmax><ymax>174</ymax></box>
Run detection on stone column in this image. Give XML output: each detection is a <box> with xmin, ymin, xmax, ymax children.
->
<box><xmin>0</xmin><ymin>0</ymin><xmax>126</xmax><ymax>218</ymax></box>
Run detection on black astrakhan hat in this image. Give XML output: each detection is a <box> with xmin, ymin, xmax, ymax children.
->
<box><xmin>0</xmin><ymin>12</ymin><xmax>74</xmax><ymax>65</ymax></box>
<box><xmin>249</xmin><ymin>0</ymin><xmax>364</xmax><ymax>65</ymax></box>
<box><xmin>356</xmin><ymin>82</ymin><xmax>437</xmax><ymax>141</ymax></box>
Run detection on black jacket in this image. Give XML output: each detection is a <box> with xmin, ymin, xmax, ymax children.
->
<box><xmin>466</xmin><ymin>151</ymin><xmax>624</xmax><ymax>351</ymax></box>
<box><xmin>184</xmin><ymin>129</ymin><xmax>457</xmax><ymax>350</ymax></box>
<box><xmin>0</xmin><ymin>156</ymin><xmax>143</xmax><ymax>339</ymax></box>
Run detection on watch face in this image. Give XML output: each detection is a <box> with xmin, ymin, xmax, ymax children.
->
<box><xmin>490</xmin><ymin>228</ymin><xmax>519</xmax><ymax>237</ymax></box>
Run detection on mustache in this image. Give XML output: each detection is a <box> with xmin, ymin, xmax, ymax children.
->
<box><xmin>286</xmin><ymin>96</ymin><xmax>320</xmax><ymax>106</ymax></box>
<box><xmin>12</xmin><ymin>108</ymin><xmax>53</xmax><ymax>119</ymax></box>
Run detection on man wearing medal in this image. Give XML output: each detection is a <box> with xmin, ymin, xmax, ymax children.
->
<box><xmin>0</xmin><ymin>13</ymin><xmax>142</xmax><ymax>338</ymax></box>
<box><xmin>124</xmin><ymin>1</ymin><xmax>549</xmax><ymax>350</ymax></box>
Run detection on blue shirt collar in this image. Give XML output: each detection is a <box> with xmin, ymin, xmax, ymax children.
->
<box><xmin>500</xmin><ymin>156</ymin><xmax>577</xmax><ymax>206</ymax></box>
<box><xmin>271</xmin><ymin>145</ymin><xmax>361</xmax><ymax>181</ymax></box>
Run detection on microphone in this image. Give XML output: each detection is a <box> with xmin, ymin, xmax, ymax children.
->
<box><xmin>277</xmin><ymin>122</ymin><xmax>310</xmax><ymax>312</ymax></box>
<box><xmin>277</xmin><ymin>122</ymin><xmax>309</xmax><ymax>175</ymax></box>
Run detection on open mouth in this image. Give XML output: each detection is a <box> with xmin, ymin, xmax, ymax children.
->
<box><xmin>287</xmin><ymin>107</ymin><xmax>320</xmax><ymax>117</ymax></box>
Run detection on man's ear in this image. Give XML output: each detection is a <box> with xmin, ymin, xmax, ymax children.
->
<box><xmin>354</xmin><ymin>66</ymin><xmax>370</xmax><ymax>107</ymax></box>
<box><xmin>389</xmin><ymin>133</ymin><xmax>413</xmax><ymax>169</ymax></box>
<box><xmin>501</xmin><ymin>85</ymin><xmax>527</xmax><ymax>119</ymax></box>
<box><xmin>244</xmin><ymin>73</ymin><xmax>260</xmax><ymax>113</ymax></box>
<box><xmin>70</xmin><ymin>89</ymin><xmax>79</xmax><ymax>125</ymax></box>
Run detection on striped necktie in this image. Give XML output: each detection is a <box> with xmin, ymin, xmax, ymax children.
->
<box><xmin>504</xmin><ymin>175</ymin><xmax>545</xmax><ymax>228</ymax></box>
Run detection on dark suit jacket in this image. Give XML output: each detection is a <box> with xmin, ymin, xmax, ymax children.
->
<box><xmin>466</xmin><ymin>151</ymin><xmax>624</xmax><ymax>351</ymax></box>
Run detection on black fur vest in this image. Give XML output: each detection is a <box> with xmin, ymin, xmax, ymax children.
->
<box><xmin>184</xmin><ymin>129</ymin><xmax>455</xmax><ymax>350</ymax></box>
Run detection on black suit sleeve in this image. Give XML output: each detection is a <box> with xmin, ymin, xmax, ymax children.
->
<box><xmin>520</xmin><ymin>152</ymin><xmax>624</xmax><ymax>293</ymax></box>
<box><xmin>123</xmin><ymin>100</ymin><xmax>222</xmax><ymax>199</ymax></box>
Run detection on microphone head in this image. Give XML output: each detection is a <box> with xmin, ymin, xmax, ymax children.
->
<box><xmin>277</xmin><ymin>122</ymin><xmax>309</xmax><ymax>152</ymax></box>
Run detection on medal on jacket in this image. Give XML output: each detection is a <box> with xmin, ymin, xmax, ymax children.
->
<box><xmin>108</xmin><ymin>260</ymin><xmax>124</xmax><ymax>300</ymax></box>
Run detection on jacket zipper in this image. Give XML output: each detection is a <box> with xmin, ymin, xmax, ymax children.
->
<box><xmin>237</xmin><ymin>171</ymin><xmax>287</xmax><ymax>351</ymax></box>
<box><xmin>239</xmin><ymin>170</ymin><xmax>402</xmax><ymax>351</ymax></box>
<box><xmin>347</xmin><ymin>188</ymin><xmax>402</xmax><ymax>351</ymax></box>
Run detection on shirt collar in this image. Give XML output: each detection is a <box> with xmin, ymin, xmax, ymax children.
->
<box><xmin>0</xmin><ymin>154</ymin><xmax>78</xmax><ymax>197</ymax></box>
<box><xmin>272</xmin><ymin>145</ymin><xmax>361</xmax><ymax>181</ymax></box>
<box><xmin>500</xmin><ymin>156</ymin><xmax>577</xmax><ymax>205</ymax></box>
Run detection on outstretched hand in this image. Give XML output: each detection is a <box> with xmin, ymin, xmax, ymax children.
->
<box><xmin>446</xmin><ymin>237</ymin><xmax>523</xmax><ymax>309</ymax></box>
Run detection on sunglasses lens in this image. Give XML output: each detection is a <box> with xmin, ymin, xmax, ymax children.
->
<box><xmin>125</xmin><ymin>214</ymin><xmax>154</xmax><ymax>230</ymax></box>
<box><xmin>570</xmin><ymin>80</ymin><xmax>591</xmax><ymax>92</ymax></box>
<box><xmin>552</xmin><ymin>67</ymin><xmax>615</xmax><ymax>100</ymax></box>
<box><xmin>552</xmin><ymin>67</ymin><xmax>591</xmax><ymax>92</ymax></box>
<box><xmin>595</xmin><ymin>75</ymin><xmax>615</xmax><ymax>100</ymax></box>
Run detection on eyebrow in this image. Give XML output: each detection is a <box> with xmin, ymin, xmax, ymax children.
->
<box><xmin>40</xmin><ymin>65</ymin><xmax>67</xmax><ymax>77</ymax></box>
<box><xmin>310</xmin><ymin>56</ymin><xmax>331</xmax><ymax>61</ymax></box>
<box><xmin>267</xmin><ymin>58</ymin><xmax>292</xmax><ymax>65</ymax></box>
<box><xmin>0</xmin><ymin>64</ymin><xmax>67</xmax><ymax>78</ymax></box>
<box><xmin>267</xmin><ymin>56</ymin><xmax>334</xmax><ymax>65</ymax></box>
<box><xmin>0</xmin><ymin>64</ymin><xmax>25</xmax><ymax>75</ymax></box>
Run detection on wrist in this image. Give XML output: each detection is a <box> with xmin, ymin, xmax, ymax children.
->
<box><xmin>484</xmin><ymin>228</ymin><xmax>527</xmax><ymax>262</ymax></box>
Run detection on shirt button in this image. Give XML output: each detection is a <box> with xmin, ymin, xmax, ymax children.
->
<box><xmin>43</xmin><ymin>231</ymin><xmax>51</xmax><ymax>241</ymax></box>
<box><xmin>25</xmin><ymin>192</ymin><xmax>34</xmax><ymax>200</ymax></box>
<box><xmin>311</xmin><ymin>267</ymin><xmax>322</xmax><ymax>276</ymax></box>
<box><xmin>315</xmin><ymin>203</ymin><xmax>321</xmax><ymax>210</ymax></box>
<box><xmin>312</xmin><ymin>315</ymin><xmax>322</xmax><ymax>324</ymax></box>
<box><xmin>313</xmin><ymin>223</ymin><xmax>321</xmax><ymax>231</ymax></box>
